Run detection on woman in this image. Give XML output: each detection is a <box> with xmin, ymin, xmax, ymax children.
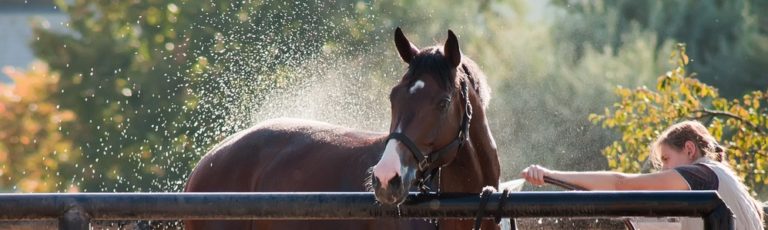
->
<box><xmin>521</xmin><ymin>120</ymin><xmax>764</xmax><ymax>229</ymax></box>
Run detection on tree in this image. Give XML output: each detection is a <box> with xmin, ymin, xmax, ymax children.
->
<box><xmin>0</xmin><ymin>62</ymin><xmax>79</xmax><ymax>192</ymax></box>
<box><xmin>590</xmin><ymin>44</ymin><xmax>768</xmax><ymax>198</ymax></box>
<box><xmin>551</xmin><ymin>0</ymin><xmax>768</xmax><ymax>98</ymax></box>
<box><xmin>30</xmin><ymin>0</ymin><xmax>207</xmax><ymax>191</ymax></box>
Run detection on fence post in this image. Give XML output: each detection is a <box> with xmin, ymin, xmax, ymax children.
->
<box><xmin>59</xmin><ymin>206</ymin><xmax>89</xmax><ymax>230</ymax></box>
<box><xmin>703</xmin><ymin>202</ymin><xmax>733</xmax><ymax>230</ymax></box>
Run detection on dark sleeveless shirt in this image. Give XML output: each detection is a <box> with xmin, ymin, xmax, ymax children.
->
<box><xmin>674</xmin><ymin>163</ymin><xmax>719</xmax><ymax>190</ymax></box>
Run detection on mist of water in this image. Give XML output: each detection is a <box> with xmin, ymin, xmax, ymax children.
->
<box><xmin>183</xmin><ymin>2</ymin><xmax>404</xmax><ymax>157</ymax></box>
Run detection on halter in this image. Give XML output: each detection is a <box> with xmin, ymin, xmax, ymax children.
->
<box><xmin>386</xmin><ymin>76</ymin><xmax>473</xmax><ymax>193</ymax></box>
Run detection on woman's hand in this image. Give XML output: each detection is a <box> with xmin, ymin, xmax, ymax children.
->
<box><xmin>520</xmin><ymin>164</ymin><xmax>552</xmax><ymax>186</ymax></box>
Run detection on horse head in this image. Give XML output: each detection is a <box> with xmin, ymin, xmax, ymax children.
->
<box><xmin>371</xmin><ymin>28</ymin><xmax>481</xmax><ymax>205</ymax></box>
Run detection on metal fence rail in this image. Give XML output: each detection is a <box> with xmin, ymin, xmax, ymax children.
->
<box><xmin>0</xmin><ymin>191</ymin><xmax>734</xmax><ymax>230</ymax></box>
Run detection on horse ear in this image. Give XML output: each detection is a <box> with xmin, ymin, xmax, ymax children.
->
<box><xmin>444</xmin><ymin>30</ymin><xmax>461</xmax><ymax>68</ymax></box>
<box><xmin>394</xmin><ymin>27</ymin><xmax>419</xmax><ymax>64</ymax></box>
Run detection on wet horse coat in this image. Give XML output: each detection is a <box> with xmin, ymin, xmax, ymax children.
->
<box><xmin>184</xmin><ymin>28</ymin><xmax>500</xmax><ymax>230</ymax></box>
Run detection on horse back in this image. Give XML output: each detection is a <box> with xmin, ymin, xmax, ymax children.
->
<box><xmin>185</xmin><ymin>118</ymin><xmax>386</xmax><ymax>193</ymax></box>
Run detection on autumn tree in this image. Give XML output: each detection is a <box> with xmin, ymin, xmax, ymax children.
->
<box><xmin>0</xmin><ymin>62</ymin><xmax>79</xmax><ymax>192</ymax></box>
<box><xmin>590</xmin><ymin>44</ymin><xmax>768</xmax><ymax>197</ymax></box>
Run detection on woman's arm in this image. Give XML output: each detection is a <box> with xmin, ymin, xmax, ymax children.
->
<box><xmin>520</xmin><ymin>165</ymin><xmax>690</xmax><ymax>191</ymax></box>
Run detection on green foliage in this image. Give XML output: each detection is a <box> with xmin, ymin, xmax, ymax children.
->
<box><xmin>590</xmin><ymin>44</ymin><xmax>768</xmax><ymax>196</ymax></box>
<box><xmin>31</xmin><ymin>0</ymin><xmax>208</xmax><ymax>191</ymax></box>
<box><xmin>551</xmin><ymin>0</ymin><xmax>768</xmax><ymax>98</ymax></box>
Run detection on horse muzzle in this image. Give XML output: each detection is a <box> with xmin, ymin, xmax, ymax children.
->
<box><xmin>371</xmin><ymin>174</ymin><xmax>408</xmax><ymax>205</ymax></box>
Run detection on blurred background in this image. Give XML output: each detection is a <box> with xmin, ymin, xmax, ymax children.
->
<box><xmin>0</xmin><ymin>0</ymin><xmax>766</xmax><ymax>202</ymax></box>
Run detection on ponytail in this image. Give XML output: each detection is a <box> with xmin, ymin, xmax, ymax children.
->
<box><xmin>712</xmin><ymin>144</ymin><xmax>725</xmax><ymax>162</ymax></box>
<box><xmin>714</xmin><ymin>145</ymin><xmax>724</xmax><ymax>162</ymax></box>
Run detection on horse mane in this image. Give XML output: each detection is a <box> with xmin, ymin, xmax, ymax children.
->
<box><xmin>405</xmin><ymin>46</ymin><xmax>491</xmax><ymax>109</ymax></box>
<box><xmin>459</xmin><ymin>55</ymin><xmax>491</xmax><ymax>109</ymax></box>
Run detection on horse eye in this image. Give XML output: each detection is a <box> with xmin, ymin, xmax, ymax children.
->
<box><xmin>438</xmin><ymin>98</ymin><xmax>451</xmax><ymax>110</ymax></box>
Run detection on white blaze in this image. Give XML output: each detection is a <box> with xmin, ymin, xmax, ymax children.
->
<box><xmin>409</xmin><ymin>80</ymin><xmax>425</xmax><ymax>94</ymax></box>
<box><xmin>373</xmin><ymin>127</ymin><xmax>403</xmax><ymax>189</ymax></box>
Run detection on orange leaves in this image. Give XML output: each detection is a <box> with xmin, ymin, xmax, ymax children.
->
<box><xmin>2</xmin><ymin>63</ymin><xmax>58</xmax><ymax>103</ymax></box>
<box><xmin>0</xmin><ymin>61</ymin><xmax>80</xmax><ymax>192</ymax></box>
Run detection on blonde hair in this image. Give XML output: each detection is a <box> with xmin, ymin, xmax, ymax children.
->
<box><xmin>649</xmin><ymin>120</ymin><xmax>764</xmax><ymax>223</ymax></box>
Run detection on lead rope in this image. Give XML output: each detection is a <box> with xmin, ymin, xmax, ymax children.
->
<box><xmin>473</xmin><ymin>187</ymin><xmax>517</xmax><ymax>230</ymax></box>
<box><xmin>474</xmin><ymin>188</ymin><xmax>495</xmax><ymax>230</ymax></box>
<box><xmin>494</xmin><ymin>189</ymin><xmax>514</xmax><ymax>229</ymax></box>
<box><xmin>494</xmin><ymin>189</ymin><xmax>510</xmax><ymax>224</ymax></box>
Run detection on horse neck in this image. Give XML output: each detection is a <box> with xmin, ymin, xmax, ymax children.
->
<box><xmin>439</xmin><ymin>92</ymin><xmax>500</xmax><ymax>193</ymax></box>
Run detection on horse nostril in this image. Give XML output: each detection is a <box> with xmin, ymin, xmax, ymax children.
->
<box><xmin>387</xmin><ymin>174</ymin><xmax>402</xmax><ymax>191</ymax></box>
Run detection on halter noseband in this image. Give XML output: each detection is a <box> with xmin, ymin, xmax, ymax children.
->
<box><xmin>386</xmin><ymin>77</ymin><xmax>472</xmax><ymax>193</ymax></box>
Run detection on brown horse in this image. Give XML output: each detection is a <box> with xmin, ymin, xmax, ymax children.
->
<box><xmin>184</xmin><ymin>28</ymin><xmax>500</xmax><ymax>230</ymax></box>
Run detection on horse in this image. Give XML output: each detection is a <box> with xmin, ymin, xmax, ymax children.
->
<box><xmin>184</xmin><ymin>28</ymin><xmax>501</xmax><ymax>230</ymax></box>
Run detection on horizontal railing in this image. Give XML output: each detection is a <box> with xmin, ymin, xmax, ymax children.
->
<box><xmin>0</xmin><ymin>191</ymin><xmax>735</xmax><ymax>230</ymax></box>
